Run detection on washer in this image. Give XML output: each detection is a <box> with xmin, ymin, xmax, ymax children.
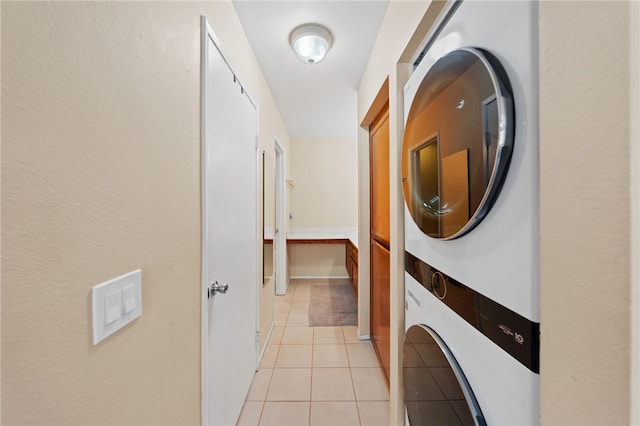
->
<box><xmin>401</xmin><ymin>1</ymin><xmax>539</xmax><ymax>425</ymax></box>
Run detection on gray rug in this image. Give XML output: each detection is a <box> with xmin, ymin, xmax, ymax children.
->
<box><xmin>308</xmin><ymin>281</ymin><xmax>357</xmax><ymax>327</ymax></box>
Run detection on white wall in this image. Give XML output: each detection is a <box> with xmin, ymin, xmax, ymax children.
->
<box><xmin>289</xmin><ymin>138</ymin><xmax>358</xmax><ymax>228</ymax></box>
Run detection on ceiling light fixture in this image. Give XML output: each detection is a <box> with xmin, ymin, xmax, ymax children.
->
<box><xmin>289</xmin><ymin>23</ymin><xmax>333</xmax><ymax>65</ymax></box>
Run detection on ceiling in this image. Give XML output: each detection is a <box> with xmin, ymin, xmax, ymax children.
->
<box><xmin>232</xmin><ymin>1</ymin><xmax>389</xmax><ymax>140</ymax></box>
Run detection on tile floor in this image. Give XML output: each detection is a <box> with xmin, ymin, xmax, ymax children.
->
<box><xmin>237</xmin><ymin>279</ymin><xmax>390</xmax><ymax>426</ymax></box>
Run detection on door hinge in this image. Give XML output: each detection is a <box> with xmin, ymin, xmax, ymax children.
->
<box><xmin>256</xmin><ymin>331</ymin><xmax>260</xmax><ymax>346</ymax></box>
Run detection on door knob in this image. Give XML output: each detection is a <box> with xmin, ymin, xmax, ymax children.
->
<box><xmin>208</xmin><ymin>281</ymin><xmax>229</xmax><ymax>298</ymax></box>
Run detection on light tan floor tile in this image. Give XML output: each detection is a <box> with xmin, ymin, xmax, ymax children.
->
<box><xmin>351</xmin><ymin>368</ymin><xmax>389</xmax><ymax>401</ymax></box>
<box><xmin>292</xmin><ymin>286</ymin><xmax>311</xmax><ymax>302</ymax></box>
<box><xmin>259</xmin><ymin>402</ymin><xmax>310</xmax><ymax>426</ymax></box>
<box><xmin>314</xmin><ymin>326</ymin><xmax>345</xmax><ymax>344</ymax></box>
<box><xmin>310</xmin><ymin>401</ymin><xmax>360</xmax><ymax>426</ymax></box>
<box><xmin>346</xmin><ymin>343</ymin><xmax>380</xmax><ymax>367</ymax></box>
<box><xmin>275</xmin><ymin>345</ymin><xmax>312</xmax><ymax>368</ymax></box>
<box><xmin>266</xmin><ymin>368</ymin><xmax>311</xmax><ymax>401</ymax></box>
<box><xmin>237</xmin><ymin>401</ymin><xmax>264</xmax><ymax>426</ymax></box>
<box><xmin>286</xmin><ymin>312</ymin><xmax>309</xmax><ymax>327</ymax></box>
<box><xmin>357</xmin><ymin>401</ymin><xmax>390</xmax><ymax>426</ymax></box>
<box><xmin>260</xmin><ymin>345</ymin><xmax>279</xmax><ymax>368</ymax></box>
<box><xmin>290</xmin><ymin>302</ymin><xmax>310</xmax><ymax>313</ymax></box>
<box><xmin>275</xmin><ymin>311</ymin><xmax>289</xmax><ymax>326</ymax></box>
<box><xmin>311</xmin><ymin>368</ymin><xmax>355</xmax><ymax>401</ymax></box>
<box><xmin>275</xmin><ymin>300</ymin><xmax>292</xmax><ymax>313</ymax></box>
<box><xmin>343</xmin><ymin>326</ymin><xmax>367</xmax><ymax>344</ymax></box>
<box><xmin>277</xmin><ymin>292</ymin><xmax>294</xmax><ymax>301</ymax></box>
<box><xmin>246</xmin><ymin>369</ymin><xmax>273</xmax><ymax>401</ymax></box>
<box><xmin>281</xmin><ymin>327</ymin><xmax>314</xmax><ymax>345</ymax></box>
<box><xmin>313</xmin><ymin>344</ymin><xmax>349</xmax><ymax>368</ymax></box>
<box><xmin>268</xmin><ymin>327</ymin><xmax>284</xmax><ymax>345</ymax></box>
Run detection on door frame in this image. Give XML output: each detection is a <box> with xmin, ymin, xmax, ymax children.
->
<box><xmin>200</xmin><ymin>16</ymin><xmax>260</xmax><ymax>425</ymax></box>
<box><xmin>274</xmin><ymin>138</ymin><xmax>287</xmax><ymax>295</ymax></box>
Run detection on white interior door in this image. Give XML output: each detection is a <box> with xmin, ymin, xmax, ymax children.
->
<box><xmin>274</xmin><ymin>139</ymin><xmax>287</xmax><ymax>295</ymax></box>
<box><xmin>201</xmin><ymin>18</ymin><xmax>258</xmax><ymax>426</ymax></box>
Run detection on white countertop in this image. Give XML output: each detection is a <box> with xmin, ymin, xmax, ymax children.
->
<box><xmin>287</xmin><ymin>227</ymin><xmax>358</xmax><ymax>248</ymax></box>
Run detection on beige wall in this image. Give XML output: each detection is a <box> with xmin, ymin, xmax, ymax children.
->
<box><xmin>288</xmin><ymin>137</ymin><xmax>357</xmax><ymax>279</ymax></box>
<box><xmin>1</xmin><ymin>1</ymin><xmax>289</xmax><ymax>423</ymax></box>
<box><xmin>289</xmin><ymin>138</ymin><xmax>357</xmax><ymax>228</ymax></box>
<box><xmin>632</xmin><ymin>1</ymin><xmax>640</xmax><ymax>423</ymax></box>
<box><xmin>288</xmin><ymin>245</ymin><xmax>348</xmax><ymax>279</ymax></box>
<box><xmin>540</xmin><ymin>2</ymin><xmax>633</xmax><ymax>424</ymax></box>
<box><xmin>359</xmin><ymin>1</ymin><xmax>638</xmax><ymax>425</ymax></box>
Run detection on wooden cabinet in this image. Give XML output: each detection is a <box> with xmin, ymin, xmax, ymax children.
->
<box><xmin>371</xmin><ymin>240</ymin><xmax>390</xmax><ymax>379</ymax></box>
<box><xmin>370</xmin><ymin>111</ymin><xmax>390</xmax><ymax>246</ymax></box>
<box><xmin>346</xmin><ymin>242</ymin><xmax>358</xmax><ymax>297</ymax></box>
<box><xmin>369</xmin><ymin>106</ymin><xmax>390</xmax><ymax>381</ymax></box>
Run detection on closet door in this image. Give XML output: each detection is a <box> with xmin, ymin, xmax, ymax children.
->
<box><xmin>369</xmin><ymin>106</ymin><xmax>390</xmax><ymax>381</ymax></box>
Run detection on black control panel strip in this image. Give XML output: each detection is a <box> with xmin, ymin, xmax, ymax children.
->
<box><xmin>405</xmin><ymin>251</ymin><xmax>540</xmax><ymax>374</ymax></box>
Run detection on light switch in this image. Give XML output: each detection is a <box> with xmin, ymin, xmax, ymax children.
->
<box><xmin>123</xmin><ymin>283</ymin><xmax>136</xmax><ymax>313</ymax></box>
<box><xmin>105</xmin><ymin>290</ymin><xmax>122</xmax><ymax>324</ymax></box>
<box><xmin>92</xmin><ymin>269</ymin><xmax>142</xmax><ymax>345</ymax></box>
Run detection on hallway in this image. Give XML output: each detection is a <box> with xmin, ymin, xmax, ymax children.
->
<box><xmin>237</xmin><ymin>279</ymin><xmax>389</xmax><ymax>426</ymax></box>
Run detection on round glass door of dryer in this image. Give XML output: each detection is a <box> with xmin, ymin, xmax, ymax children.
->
<box><xmin>403</xmin><ymin>325</ymin><xmax>485</xmax><ymax>426</ymax></box>
<box><xmin>401</xmin><ymin>48</ymin><xmax>514</xmax><ymax>239</ymax></box>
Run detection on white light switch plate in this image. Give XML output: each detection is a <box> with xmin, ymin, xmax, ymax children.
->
<box><xmin>92</xmin><ymin>269</ymin><xmax>142</xmax><ymax>345</ymax></box>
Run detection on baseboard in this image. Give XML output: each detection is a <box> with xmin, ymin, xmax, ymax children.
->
<box><xmin>290</xmin><ymin>275</ymin><xmax>351</xmax><ymax>280</ymax></box>
<box><xmin>257</xmin><ymin>321</ymin><xmax>275</xmax><ymax>368</ymax></box>
<box><xmin>357</xmin><ymin>326</ymin><xmax>370</xmax><ymax>341</ymax></box>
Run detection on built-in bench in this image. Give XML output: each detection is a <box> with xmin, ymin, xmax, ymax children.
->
<box><xmin>285</xmin><ymin>228</ymin><xmax>358</xmax><ymax>294</ymax></box>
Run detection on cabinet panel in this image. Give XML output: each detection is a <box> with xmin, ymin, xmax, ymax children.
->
<box><xmin>371</xmin><ymin>240</ymin><xmax>390</xmax><ymax>380</ymax></box>
<box><xmin>370</xmin><ymin>110</ymin><xmax>390</xmax><ymax>246</ymax></box>
<box><xmin>346</xmin><ymin>242</ymin><xmax>359</xmax><ymax>297</ymax></box>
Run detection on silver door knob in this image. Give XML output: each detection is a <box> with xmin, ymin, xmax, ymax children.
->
<box><xmin>208</xmin><ymin>281</ymin><xmax>229</xmax><ymax>298</ymax></box>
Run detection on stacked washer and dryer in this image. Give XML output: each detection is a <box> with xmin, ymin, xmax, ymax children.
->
<box><xmin>401</xmin><ymin>1</ymin><xmax>539</xmax><ymax>425</ymax></box>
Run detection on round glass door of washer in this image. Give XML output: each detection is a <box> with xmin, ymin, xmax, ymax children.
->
<box><xmin>402</xmin><ymin>47</ymin><xmax>514</xmax><ymax>239</ymax></box>
<box><xmin>403</xmin><ymin>325</ymin><xmax>486</xmax><ymax>426</ymax></box>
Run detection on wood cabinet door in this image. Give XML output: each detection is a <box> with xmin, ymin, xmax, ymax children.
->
<box><xmin>370</xmin><ymin>109</ymin><xmax>390</xmax><ymax>246</ymax></box>
<box><xmin>370</xmin><ymin>240</ymin><xmax>390</xmax><ymax>380</ymax></box>
<box><xmin>369</xmin><ymin>104</ymin><xmax>390</xmax><ymax>381</ymax></box>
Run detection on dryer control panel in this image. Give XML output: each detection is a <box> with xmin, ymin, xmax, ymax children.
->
<box><xmin>405</xmin><ymin>251</ymin><xmax>540</xmax><ymax>374</ymax></box>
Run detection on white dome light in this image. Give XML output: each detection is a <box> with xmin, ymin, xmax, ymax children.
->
<box><xmin>289</xmin><ymin>23</ymin><xmax>333</xmax><ymax>65</ymax></box>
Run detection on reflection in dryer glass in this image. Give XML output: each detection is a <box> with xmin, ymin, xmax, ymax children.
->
<box><xmin>402</xmin><ymin>48</ymin><xmax>513</xmax><ymax>239</ymax></box>
<box><xmin>403</xmin><ymin>325</ymin><xmax>485</xmax><ymax>426</ymax></box>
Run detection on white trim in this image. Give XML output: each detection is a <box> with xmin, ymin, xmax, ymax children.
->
<box><xmin>258</xmin><ymin>321</ymin><xmax>275</xmax><ymax>365</ymax></box>
<box><xmin>287</xmin><ymin>226</ymin><xmax>358</xmax><ymax>247</ymax></box>
<box><xmin>254</xmin><ymin>129</ymin><xmax>261</xmax><ymax>371</ymax></box>
<box><xmin>274</xmin><ymin>139</ymin><xmax>288</xmax><ymax>295</ymax></box>
<box><xmin>357</xmin><ymin>332</ymin><xmax>371</xmax><ymax>341</ymax></box>
<box><xmin>199</xmin><ymin>17</ymin><xmax>209</xmax><ymax>426</ymax></box>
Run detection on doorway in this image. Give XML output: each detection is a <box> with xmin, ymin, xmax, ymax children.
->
<box><xmin>274</xmin><ymin>139</ymin><xmax>288</xmax><ymax>296</ymax></box>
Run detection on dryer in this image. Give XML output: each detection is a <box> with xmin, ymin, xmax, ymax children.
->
<box><xmin>401</xmin><ymin>1</ymin><xmax>539</xmax><ymax>424</ymax></box>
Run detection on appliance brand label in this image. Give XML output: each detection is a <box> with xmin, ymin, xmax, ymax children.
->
<box><xmin>499</xmin><ymin>324</ymin><xmax>524</xmax><ymax>345</ymax></box>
